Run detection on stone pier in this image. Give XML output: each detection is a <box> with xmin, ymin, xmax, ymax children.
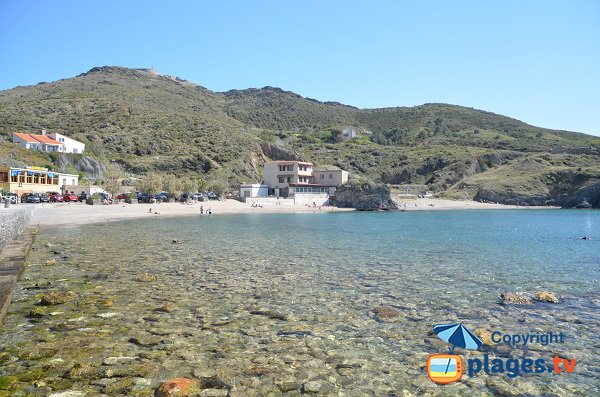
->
<box><xmin>0</xmin><ymin>207</ymin><xmax>37</xmax><ymax>324</ymax></box>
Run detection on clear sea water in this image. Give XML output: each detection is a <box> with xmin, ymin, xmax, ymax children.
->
<box><xmin>1</xmin><ymin>210</ymin><xmax>599</xmax><ymax>396</ymax></box>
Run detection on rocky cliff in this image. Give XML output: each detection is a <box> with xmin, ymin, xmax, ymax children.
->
<box><xmin>335</xmin><ymin>181</ymin><xmax>398</xmax><ymax>210</ymax></box>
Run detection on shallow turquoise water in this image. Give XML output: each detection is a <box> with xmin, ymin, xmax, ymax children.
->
<box><xmin>1</xmin><ymin>209</ymin><xmax>599</xmax><ymax>395</ymax></box>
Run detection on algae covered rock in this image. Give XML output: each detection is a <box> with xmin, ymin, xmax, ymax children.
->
<box><xmin>499</xmin><ymin>292</ymin><xmax>533</xmax><ymax>305</ymax></box>
<box><xmin>535</xmin><ymin>291</ymin><xmax>560</xmax><ymax>303</ymax></box>
<box><xmin>156</xmin><ymin>377</ymin><xmax>200</xmax><ymax>397</ymax></box>
<box><xmin>137</xmin><ymin>273</ymin><xmax>157</xmax><ymax>282</ymax></box>
<box><xmin>40</xmin><ymin>292</ymin><xmax>72</xmax><ymax>306</ymax></box>
<box><xmin>475</xmin><ymin>328</ymin><xmax>496</xmax><ymax>346</ymax></box>
<box><xmin>27</xmin><ymin>307</ymin><xmax>47</xmax><ymax>318</ymax></box>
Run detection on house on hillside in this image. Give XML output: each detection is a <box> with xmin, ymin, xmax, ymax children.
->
<box><xmin>13</xmin><ymin>130</ymin><xmax>85</xmax><ymax>154</ymax></box>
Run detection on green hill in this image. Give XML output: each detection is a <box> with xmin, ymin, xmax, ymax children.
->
<box><xmin>1</xmin><ymin>66</ymin><xmax>599</xmax><ymax>206</ymax></box>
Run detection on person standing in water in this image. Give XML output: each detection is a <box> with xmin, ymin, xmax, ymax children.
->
<box><xmin>208</xmin><ymin>207</ymin><xmax>212</xmax><ymax>215</ymax></box>
<box><xmin>200</xmin><ymin>205</ymin><xmax>204</xmax><ymax>215</ymax></box>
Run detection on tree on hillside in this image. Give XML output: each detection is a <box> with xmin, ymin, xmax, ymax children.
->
<box><xmin>181</xmin><ymin>178</ymin><xmax>198</xmax><ymax>195</ymax></box>
<box><xmin>162</xmin><ymin>174</ymin><xmax>183</xmax><ymax>198</ymax></box>
<box><xmin>135</xmin><ymin>173</ymin><xmax>163</xmax><ymax>196</ymax></box>
<box><xmin>208</xmin><ymin>181</ymin><xmax>228</xmax><ymax>196</ymax></box>
<box><xmin>103</xmin><ymin>164</ymin><xmax>125</xmax><ymax>196</ymax></box>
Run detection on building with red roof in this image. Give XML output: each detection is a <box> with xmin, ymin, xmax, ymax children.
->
<box><xmin>12</xmin><ymin>130</ymin><xmax>85</xmax><ymax>153</ymax></box>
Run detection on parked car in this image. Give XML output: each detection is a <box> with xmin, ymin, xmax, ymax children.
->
<box><xmin>48</xmin><ymin>192</ymin><xmax>64</xmax><ymax>202</ymax></box>
<box><xmin>78</xmin><ymin>192</ymin><xmax>88</xmax><ymax>202</ymax></box>
<box><xmin>1</xmin><ymin>192</ymin><xmax>18</xmax><ymax>204</ymax></box>
<box><xmin>153</xmin><ymin>193</ymin><xmax>169</xmax><ymax>202</ymax></box>
<box><xmin>21</xmin><ymin>193</ymin><xmax>41</xmax><ymax>203</ymax></box>
<box><xmin>180</xmin><ymin>193</ymin><xmax>201</xmax><ymax>201</ymax></box>
<box><xmin>37</xmin><ymin>193</ymin><xmax>50</xmax><ymax>203</ymax></box>
<box><xmin>63</xmin><ymin>193</ymin><xmax>79</xmax><ymax>202</ymax></box>
<box><xmin>207</xmin><ymin>191</ymin><xmax>219</xmax><ymax>200</ymax></box>
<box><xmin>115</xmin><ymin>193</ymin><xmax>129</xmax><ymax>200</ymax></box>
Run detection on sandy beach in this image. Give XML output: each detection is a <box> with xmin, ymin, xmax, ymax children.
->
<box><xmin>15</xmin><ymin>198</ymin><xmax>557</xmax><ymax>227</ymax></box>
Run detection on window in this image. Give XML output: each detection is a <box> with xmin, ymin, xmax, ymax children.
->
<box><xmin>320</xmin><ymin>174</ymin><xmax>324</xmax><ymax>179</ymax></box>
<box><xmin>0</xmin><ymin>172</ymin><xmax>8</xmax><ymax>182</ymax></box>
<box><xmin>278</xmin><ymin>176</ymin><xmax>284</xmax><ymax>183</ymax></box>
<box><xmin>329</xmin><ymin>174</ymin><xmax>333</xmax><ymax>179</ymax></box>
<box><xmin>63</xmin><ymin>178</ymin><xmax>67</xmax><ymax>186</ymax></box>
<box><xmin>279</xmin><ymin>165</ymin><xmax>285</xmax><ymax>171</ymax></box>
<box><xmin>287</xmin><ymin>165</ymin><xmax>293</xmax><ymax>171</ymax></box>
<box><xmin>26</xmin><ymin>174</ymin><xmax>32</xmax><ymax>184</ymax></box>
<box><xmin>72</xmin><ymin>179</ymin><xmax>76</xmax><ymax>185</ymax></box>
<box><xmin>34</xmin><ymin>174</ymin><xmax>39</xmax><ymax>184</ymax></box>
<box><xmin>73</xmin><ymin>148</ymin><xmax>78</xmax><ymax>154</ymax></box>
<box><xmin>287</xmin><ymin>177</ymin><xmax>291</xmax><ymax>182</ymax></box>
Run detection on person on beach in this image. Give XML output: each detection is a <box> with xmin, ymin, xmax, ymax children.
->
<box><xmin>200</xmin><ymin>205</ymin><xmax>204</xmax><ymax>215</ymax></box>
<box><xmin>149</xmin><ymin>208</ymin><xmax>152</xmax><ymax>213</ymax></box>
<box><xmin>208</xmin><ymin>207</ymin><xmax>212</xmax><ymax>215</ymax></box>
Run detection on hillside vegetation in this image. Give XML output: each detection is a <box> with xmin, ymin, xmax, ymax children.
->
<box><xmin>1</xmin><ymin>66</ymin><xmax>599</xmax><ymax>207</ymax></box>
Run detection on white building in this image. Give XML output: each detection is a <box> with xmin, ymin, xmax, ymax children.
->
<box><xmin>12</xmin><ymin>130</ymin><xmax>85</xmax><ymax>154</ymax></box>
<box><xmin>239</xmin><ymin>184</ymin><xmax>268</xmax><ymax>198</ymax></box>
<box><xmin>262</xmin><ymin>161</ymin><xmax>348</xmax><ymax>199</ymax></box>
<box><xmin>13</xmin><ymin>133</ymin><xmax>64</xmax><ymax>152</ymax></box>
<box><xmin>46</xmin><ymin>131</ymin><xmax>85</xmax><ymax>154</ymax></box>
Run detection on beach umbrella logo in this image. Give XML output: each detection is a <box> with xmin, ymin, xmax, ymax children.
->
<box><xmin>427</xmin><ymin>323</ymin><xmax>481</xmax><ymax>384</ymax></box>
<box><xmin>433</xmin><ymin>323</ymin><xmax>482</xmax><ymax>353</ymax></box>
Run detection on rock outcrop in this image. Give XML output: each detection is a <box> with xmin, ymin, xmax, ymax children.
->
<box><xmin>335</xmin><ymin>181</ymin><xmax>398</xmax><ymax>210</ymax></box>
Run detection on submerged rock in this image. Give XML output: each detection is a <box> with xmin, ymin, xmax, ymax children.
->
<box><xmin>535</xmin><ymin>291</ymin><xmax>560</xmax><ymax>303</ymax></box>
<box><xmin>96</xmin><ymin>312</ymin><xmax>120</xmax><ymax>319</ymax></box>
<box><xmin>499</xmin><ymin>292</ymin><xmax>533</xmax><ymax>305</ymax></box>
<box><xmin>27</xmin><ymin>307</ymin><xmax>47</xmax><ymax>318</ymax></box>
<box><xmin>373</xmin><ymin>306</ymin><xmax>402</xmax><ymax>321</ymax></box>
<box><xmin>198</xmin><ymin>376</ymin><xmax>230</xmax><ymax>390</ymax></box>
<box><xmin>302</xmin><ymin>380</ymin><xmax>334</xmax><ymax>394</ymax></box>
<box><xmin>475</xmin><ymin>328</ymin><xmax>496</xmax><ymax>346</ymax></box>
<box><xmin>46</xmin><ymin>259</ymin><xmax>57</xmax><ymax>265</ymax></box>
<box><xmin>156</xmin><ymin>377</ymin><xmax>200</xmax><ymax>397</ymax></box>
<box><xmin>249</xmin><ymin>309</ymin><xmax>288</xmax><ymax>321</ymax></box>
<box><xmin>40</xmin><ymin>292</ymin><xmax>72</xmax><ymax>306</ymax></box>
<box><xmin>157</xmin><ymin>302</ymin><xmax>178</xmax><ymax>313</ymax></box>
<box><xmin>48</xmin><ymin>391</ymin><xmax>85</xmax><ymax>397</ymax></box>
<box><xmin>103</xmin><ymin>356</ymin><xmax>137</xmax><ymax>366</ymax></box>
<box><xmin>137</xmin><ymin>273</ymin><xmax>157</xmax><ymax>282</ymax></box>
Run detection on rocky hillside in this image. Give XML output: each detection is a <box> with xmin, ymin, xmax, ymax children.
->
<box><xmin>0</xmin><ymin>66</ymin><xmax>599</xmax><ymax>207</ymax></box>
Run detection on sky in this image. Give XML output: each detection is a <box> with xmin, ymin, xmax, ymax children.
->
<box><xmin>0</xmin><ymin>0</ymin><xmax>599</xmax><ymax>135</ymax></box>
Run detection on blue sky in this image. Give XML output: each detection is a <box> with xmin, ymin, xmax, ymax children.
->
<box><xmin>1</xmin><ymin>1</ymin><xmax>598</xmax><ymax>135</ymax></box>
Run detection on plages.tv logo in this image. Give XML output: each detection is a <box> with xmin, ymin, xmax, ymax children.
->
<box><xmin>426</xmin><ymin>323</ymin><xmax>578</xmax><ymax>384</ymax></box>
<box><xmin>427</xmin><ymin>323</ymin><xmax>481</xmax><ymax>384</ymax></box>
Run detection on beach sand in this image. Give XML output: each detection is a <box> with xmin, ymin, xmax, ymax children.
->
<box><xmin>22</xmin><ymin>198</ymin><xmax>557</xmax><ymax>227</ymax></box>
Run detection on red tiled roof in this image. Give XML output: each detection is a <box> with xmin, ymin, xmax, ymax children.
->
<box><xmin>13</xmin><ymin>133</ymin><xmax>63</xmax><ymax>145</ymax></box>
<box><xmin>270</xmin><ymin>160</ymin><xmax>314</xmax><ymax>165</ymax></box>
